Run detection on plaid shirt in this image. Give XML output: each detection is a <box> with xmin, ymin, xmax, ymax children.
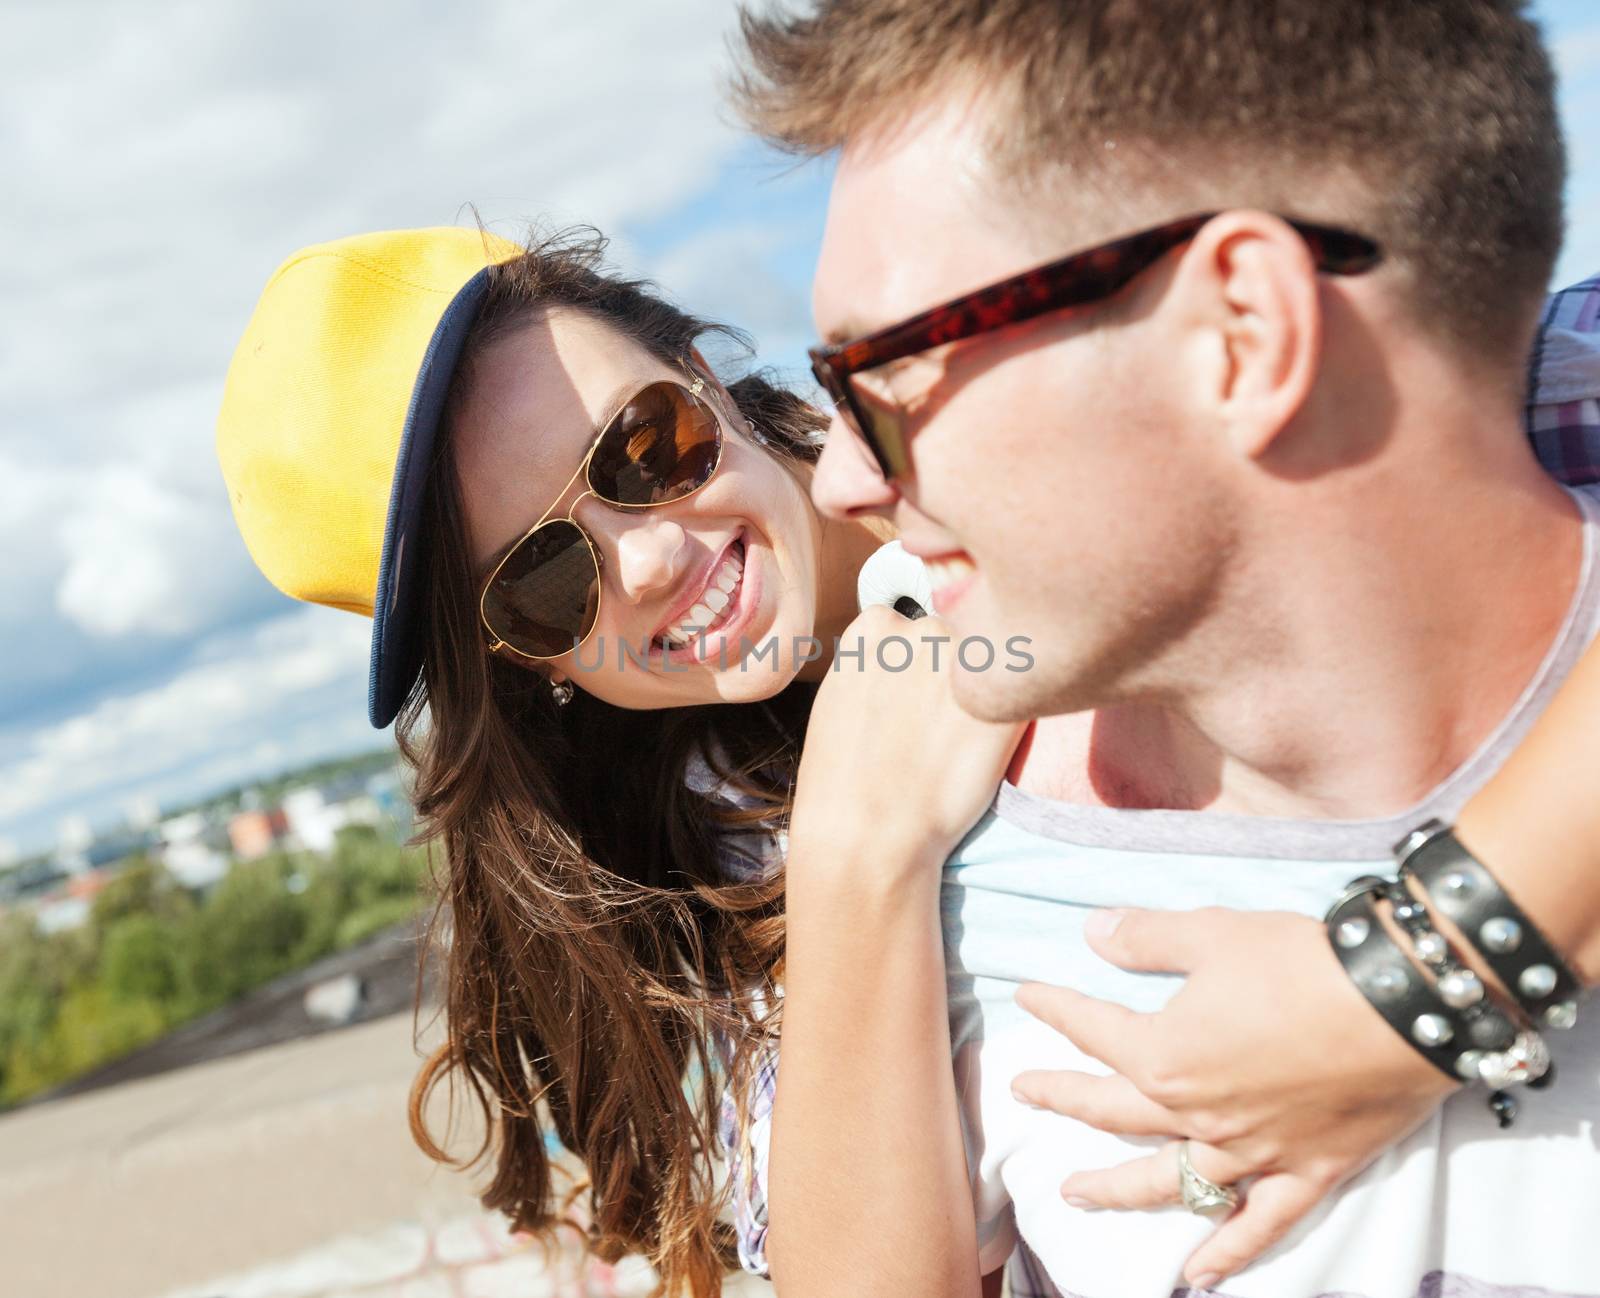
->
<box><xmin>716</xmin><ymin>274</ymin><xmax>1600</xmax><ymax>1297</ymax></box>
<box><xmin>1528</xmin><ymin>273</ymin><xmax>1600</xmax><ymax>486</ymax></box>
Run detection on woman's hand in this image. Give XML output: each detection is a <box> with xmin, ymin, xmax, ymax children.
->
<box><xmin>788</xmin><ymin>604</ymin><xmax>1025</xmax><ymax>870</ymax></box>
<box><xmin>1010</xmin><ymin>906</ymin><xmax>1459</xmax><ymax>1290</ymax></box>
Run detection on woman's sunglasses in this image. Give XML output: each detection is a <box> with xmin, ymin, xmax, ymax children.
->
<box><xmin>478</xmin><ymin>375</ymin><xmax>723</xmax><ymax>661</ymax></box>
<box><xmin>808</xmin><ymin>211</ymin><xmax>1384</xmax><ymax>480</ymax></box>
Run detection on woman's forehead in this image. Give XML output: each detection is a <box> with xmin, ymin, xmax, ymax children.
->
<box><xmin>469</xmin><ymin>310</ymin><xmax>661</xmax><ymax>445</ymax></box>
<box><xmin>451</xmin><ymin>308</ymin><xmax>674</xmax><ymax>563</ymax></box>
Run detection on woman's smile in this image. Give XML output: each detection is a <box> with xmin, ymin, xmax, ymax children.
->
<box><xmin>648</xmin><ymin>530</ymin><xmax>767</xmax><ymax>668</ymax></box>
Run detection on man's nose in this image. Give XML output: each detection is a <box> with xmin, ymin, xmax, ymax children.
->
<box><xmin>810</xmin><ymin>412</ymin><xmax>902</xmax><ymax>521</ymax></box>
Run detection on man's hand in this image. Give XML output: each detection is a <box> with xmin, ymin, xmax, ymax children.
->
<box><xmin>1009</xmin><ymin>906</ymin><xmax>1459</xmax><ymax>1290</ymax></box>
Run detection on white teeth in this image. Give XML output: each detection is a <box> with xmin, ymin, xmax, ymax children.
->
<box><xmin>926</xmin><ymin>555</ymin><xmax>976</xmax><ymax>590</ymax></box>
<box><xmin>659</xmin><ymin>540</ymin><xmax>746</xmax><ymax>649</ymax></box>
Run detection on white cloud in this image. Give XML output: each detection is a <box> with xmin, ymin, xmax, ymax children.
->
<box><xmin>53</xmin><ymin>463</ymin><xmax>253</xmax><ymax>638</ymax></box>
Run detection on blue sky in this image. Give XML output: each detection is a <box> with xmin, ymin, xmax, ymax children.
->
<box><xmin>1</xmin><ymin>0</ymin><xmax>1597</xmax><ymax>858</ymax></box>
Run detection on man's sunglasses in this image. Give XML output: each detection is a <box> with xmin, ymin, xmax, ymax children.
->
<box><xmin>808</xmin><ymin>211</ymin><xmax>1384</xmax><ymax>480</ymax></box>
<box><xmin>478</xmin><ymin>375</ymin><xmax>723</xmax><ymax>661</ymax></box>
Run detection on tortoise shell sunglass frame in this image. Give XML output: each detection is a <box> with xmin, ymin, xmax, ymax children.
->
<box><xmin>807</xmin><ymin>212</ymin><xmax>1384</xmax><ymax>481</ymax></box>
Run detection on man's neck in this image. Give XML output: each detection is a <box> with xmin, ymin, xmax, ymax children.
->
<box><xmin>1015</xmin><ymin>450</ymin><xmax>1587</xmax><ymax>821</ymax></box>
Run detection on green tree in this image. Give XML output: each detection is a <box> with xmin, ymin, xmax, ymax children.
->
<box><xmin>99</xmin><ymin>913</ymin><xmax>185</xmax><ymax>1007</ymax></box>
<box><xmin>182</xmin><ymin>855</ymin><xmax>309</xmax><ymax>1008</ymax></box>
<box><xmin>0</xmin><ymin>914</ymin><xmax>56</xmax><ymax>1102</ymax></box>
<box><xmin>89</xmin><ymin>857</ymin><xmax>193</xmax><ymax>947</ymax></box>
<box><xmin>1</xmin><ymin>820</ymin><xmax>424</xmax><ymax>1107</ymax></box>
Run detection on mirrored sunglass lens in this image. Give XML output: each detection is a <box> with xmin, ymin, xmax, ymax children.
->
<box><xmin>588</xmin><ymin>381</ymin><xmax>719</xmax><ymax>505</ymax></box>
<box><xmin>483</xmin><ymin>519</ymin><xmax>598</xmax><ymax>658</ymax></box>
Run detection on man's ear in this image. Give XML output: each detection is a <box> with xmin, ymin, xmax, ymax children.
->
<box><xmin>1171</xmin><ymin>211</ymin><xmax>1322</xmax><ymax>461</ymax></box>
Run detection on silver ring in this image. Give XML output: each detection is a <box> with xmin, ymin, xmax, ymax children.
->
<box><xmin>1178</xmin><ymin>1141</ymin><xmax>1240</xmax><ymax>1215</ymax></box>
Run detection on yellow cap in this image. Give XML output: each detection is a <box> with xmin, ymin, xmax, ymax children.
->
<box><xmin>217</xmin><ymin>226</ymin><xmax>522</xmax><ymax>725</ymax></box>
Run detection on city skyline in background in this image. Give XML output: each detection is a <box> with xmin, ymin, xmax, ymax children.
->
<box><xmin>3</xmin><ymin>0</ymin><xmax>1599</xmax><ymax>860</ymax></box>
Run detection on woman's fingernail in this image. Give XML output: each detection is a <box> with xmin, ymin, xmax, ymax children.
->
<box><xmin>1010</xmin><ymin>1083</ymin><xmax>1040</xmax><ymax>1110</ymax></box>
<box><xmin>1084</xmin><ymin>908</ymin><xmax>1125</xmax><ymax>941</ymax></box>
<box><xmin>1064</xmin><ymin>1194</ymin><xmax>1098</xmax><ymax>1210</ymax></box>
<box><xmin>1189</xmin><ymin>1273</ymin><xmax>1222</xmax><ymax>1293</ymax></box>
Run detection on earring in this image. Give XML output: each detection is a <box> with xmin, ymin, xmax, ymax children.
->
<box><xmin>550</xmin><ymin>678</ymin><xmax>574</xmax><ymax>707</ymax></box>
<box><xmin>745</xmin><ymin>417</ymin><xmax>769</xmax><ymax>445</ymax></box>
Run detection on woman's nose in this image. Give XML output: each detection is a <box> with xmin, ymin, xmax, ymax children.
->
<box><xmin>589</xmin><ymin>504</ymin><xmax>691</xmax><ymax>604</ymax></box>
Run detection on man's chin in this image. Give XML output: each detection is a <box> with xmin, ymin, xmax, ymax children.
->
<box><xmin>949</xmin><ymin>660</ymin><xmax>1043</xmax><ymax>724</ymax></box>
<box><xmin>951</xmin><ymin>639</ymin><xmax>1117</xmax><ymax>722</ymax></box>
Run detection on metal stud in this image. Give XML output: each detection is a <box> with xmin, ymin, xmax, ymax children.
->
<box><xmin>1411</xmin><ymin>1013</ymin><xmax>1454</xmax><ymax>1048</ymax></box>
<box><xmin>1437</xmin><ymin>969</ymin><xmax>1485</xmax><ymax>1009</ymax></box>
<box><xmin>1518</xmin><ymin>963</ymin><xmax>1558</xmax><ymax>1000</ymax></box>
<box><xmin>1412</xmin><ymin>931</ymin><xmax>1448</xmax><ymax>964</ymax></box>
<box><xmin>1478</xmin><ymin>916</ymin><xmax>1522</xmax><ymax>955</ymax></box>
<box><xmin>1453</xmin><ymin>1049</ymin><xmax>1485</xmax><ymax>1081</ymax></box>
<box><xmin>1543</xmin><ymin>1000</ymin><xmax>1578</xmax><ymax>1030</ymax></box>
<box><xmin>1468</xmin><ymin>1011</ymin><xmax>1516</xmax><ymax>1051</ymax></box>
<box><xmin>1439</xmin><ymin>869</ymin><xmax>1480</xmax><ymax>905</ymax></box>
<box><xmin>1359</xmin><ymin>965</ymin><xmax>1409</xmax><ymax>1006</ymax></box>
<box><xmin>1335</xmin><ymin>917</ymin><xmax>1371</xmax><ymax>949</ymax></box>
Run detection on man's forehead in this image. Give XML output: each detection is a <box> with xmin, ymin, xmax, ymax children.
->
<box><xmin>811</xmin><ymin>98</ymin><xmax>1047</xmax><ymax>344</ymax></box>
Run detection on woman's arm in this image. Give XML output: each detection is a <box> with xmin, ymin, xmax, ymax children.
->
<box><xmin>771</xmin><ymin>826</ymin><xmax>974</xmax><ymax>1295</ymax></box>
<box><xmin>764</xmin><ymin>607</ymin><xmax>1022</xmax><ymax>1298</ymax></box>
<box><xmin>1456</xmin><ymin>637</ymin><xmax>1600</xmax><ymax>983</ymax></box>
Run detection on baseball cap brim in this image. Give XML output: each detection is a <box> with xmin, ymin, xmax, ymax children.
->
<box><xmin>368</xmin><ymin>265</ymin><xmax>497</xmax><ymax>728</ymax></box>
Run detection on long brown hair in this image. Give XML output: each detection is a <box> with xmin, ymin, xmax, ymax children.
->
<box><xmin>400</xmin><ymin>229</ymin><xmax>822</xmax><ymax>1296</ymax></box>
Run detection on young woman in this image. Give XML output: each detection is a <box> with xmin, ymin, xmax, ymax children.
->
<box><xmin>398</xmin><ymin>232</ymin><xmax>901</xmax><ymax>1297</ymax></box>
<box><xmin>217</xmin><ymin>222</ymin><xmax>1016</xmax><ymax>1298</ymax></box>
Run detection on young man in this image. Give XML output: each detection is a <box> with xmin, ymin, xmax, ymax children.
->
<box><xmin>729</xmin><ymin>3</ymin><xmax>1599</xmax><ymax>1296</ymax></box>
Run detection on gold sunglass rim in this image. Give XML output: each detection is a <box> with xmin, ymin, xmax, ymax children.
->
<box><xmin>477</xmin><ymin>373</ymin><xmax>723</xmax><ymax>663</ymax></box>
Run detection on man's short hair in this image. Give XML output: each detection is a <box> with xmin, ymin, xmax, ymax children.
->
<box><xmin>733</xmin><ymin>0</ymin><xmax>1565</xmax><ymax>358</ymax></box>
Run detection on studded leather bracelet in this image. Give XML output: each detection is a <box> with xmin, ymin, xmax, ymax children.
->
<box><xmin>1326</xmin><ymin>876</ymin><xmax>1550</xmax><ymax>1126</ymax></box>
<box><xmin>1395</xmin><ymin>819</ymin><xmax>1582</xmax><ymax>1033</ymax></box>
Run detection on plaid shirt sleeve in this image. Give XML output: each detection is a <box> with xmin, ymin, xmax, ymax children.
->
<box><xmin>717</xmin><ymin>1040</ymin><xmax>777</xmax><ymax>1277</ymax></box>
<box><xmin>693</xmin><ymin>748</ymin><xmax>782</xmax><ymax>1279</ymax></box>
<box><xmin>1528</xmin><ymin>272</ymin><xmax>1600</xmax><ymax>488</ymax></box>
